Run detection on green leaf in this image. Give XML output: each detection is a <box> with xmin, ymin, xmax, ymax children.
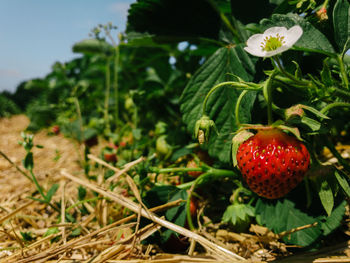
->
<box><xmin>170</xmin><ymin>147</ymin><xmax>194</xmax><ymax>162</ymax></box>
<box><xmin>301</xmin><ymin>105</ymin><xmax>330</xmax><ymax>120</ymax></box>
<box><xmin>180</xmin><ymin>45</ymin><xmax>256</xmax><ymax>163</ymax></box>
<box><xmin>46</xmin><ymin>183</ymin><xmax>59</xmax><ymax>203</ymax></box>
<box><xmin>165</xmin><ymin>189</ymin><xmax>187</xmax><ymax>221</ymax></box>
<box><xmin>20</xmin><ymin>231</ymin><xmax>35</xmax><ymax>242</ymax></box>
<box><xmin>43</xmin><ymin>227</ymin><xmax>60</xmax><ymax>237</ymax></box>
<box><xmin>321</xmin><ymin>59</ymin><xmax>334</xmax><ymax>87</ymax></box>
<box><xmin>222</xmin><ymin>203</ymin><xmax>255</xmax><ymax>232</ymax></box>
<box><xmin>255</xmin><ymin>199</ymin><xmax>321</xmax><ymax>246</ymax></box>
<box><xmin>318</xmin><ymin>178</ymin><xmax>334</xmax><ymax>217</ymax></box>
<box><xmin>335</xmin><ymin>169</ymin><xmax>350</xmax><ymax>198</ymax></box>
<box><xmin>260</xmin><ymin>13</ymin><xmax>335</xmax><ymax>55</ymax></box>
<box><xmin>126</xmin><ymin>0</ymin><xmax>221</xmax><ymax>41</ymax></box>
<box><xmin>23</xmin><ymin>152</ymin><xmax>34</xmax><ymax>170</ymax></box>
<box><xmin>72</xmin><ymin>39</ymin><xmax>114</xmax><ymax>56</ymax></box>
<box><xmin>70</xmin><ymin>227</ymin><xmax>82</xmax><ymax>237</ymax></box>
<box><xmin>333</xmin><ymin>0</ymin><xmax>350</xmax><ymax>52</ymax></box>
<box><xmin>319</xmin><ymin>200</ymin><xmax>346</xmax><ymax>236</ymax></box>
<box><xmin>78</xmin><ymin>185</ymin><xmax>87</xmax><ymax>201</ymax></box>
<box><xmin>163</xmin><ymin>189</ymin><xmax>187</xmax><ymax>241</ymax></box>
<box><xmin>143</xmin><ymin>185</ymin><xmax>179</xmax><ymax>208</ymax></box>
<box><xmin>301</xmin><ymin>116</ymin><xmax>321</xmax><ymax>132</ymax></box>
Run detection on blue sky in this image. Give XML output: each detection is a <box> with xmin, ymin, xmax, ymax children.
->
<box><xmin>0</xmin><ymin>0</ymin><xmax>135</xmax><ymax>93</ymax></box>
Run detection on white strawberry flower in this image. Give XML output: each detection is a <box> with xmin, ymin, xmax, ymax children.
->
<box><xmin>244</xmin><ymin>25</ymin><xmax>303</xmax><ymax>57</ymax></box>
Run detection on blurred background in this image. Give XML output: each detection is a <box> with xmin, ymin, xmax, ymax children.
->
<box><xmin>0</xmin><ymin>0</ymin><xmax>134</xmax><ymax>93</ymax></box>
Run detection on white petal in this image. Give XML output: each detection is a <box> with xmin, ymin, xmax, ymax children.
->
<box><xmin>263</xmin><ymin>46</ymin><xmax>290</xmax><ymax>57</ymax></box>
<box><xmin>263</xmin><ymin>26</ymin><xmax>288</xmax><ymax>36</ymax></box>
<box><xmin>284</xmin><ymin>25</ymin><xmax>303</xmax><ymax>47</ymax></box>
<box><xmin>246</xmin><ymin>33</ymin><xmax>264</xmax><ymax>49</ymax></box>
<box><xmin>244</xmin><ymin>46</ymin><xmax>266</xmax><ymax>57</ymax></box>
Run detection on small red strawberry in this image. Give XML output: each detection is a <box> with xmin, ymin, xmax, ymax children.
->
<box><xmin>236</xmin><ymin>128</ymin><xmax>310</xmax><ymax>199</ymax></box>
<box><xmin>52</xmin><ymin>125</ymin><xmax>60</xmax><ymax>135</ymax></box>
<box><xmin>186</xmin><ymin>160</ymin><xmax>203</xmax><ymax>178</ymax></box>
<box><xmin>104</xmin><ymin>152</ymin><xmax>117</xmax><ymax>163</ymax></box>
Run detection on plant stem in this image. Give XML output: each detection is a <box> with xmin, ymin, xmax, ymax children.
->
<box><xmin>104</xmin><ymin>57</ymin><xmax>111</xmax><ymax>134</ymax></box>
<box><xmin>29</xmin><ymin>170</ymin><xmax>46</xmax><ymax>201</ymax></box>
<box><xmin>202</xmin><ymin>82</ymin><xmax>233</xmax><ymax>115</ymax></box>
<box><xmin>113</xmin><ymin>43</ymin><xmax>120</xmax><ymax>128</ymax></box>
<box><xmin>332</xmin><ymin>86</ymin><xmax>350</xmax><ymax>99</ymax></box>
<box><xmin>206</xmin><ymin>0</ymin><xmax>240</xmax><ymax>43</ymax></box>
<box><xmin>0</xmin><ymin>150</ymin><xmax>32</xmax><ymax>182</ymax></box>
<box><xmin>73</xmin><ymin>97</ymin><xmax>84</xmax><ymax>142</ymax></box>
<box><xmin>185</xmin><ymin>168</ymin><xmax>239</xmax><ymax>230</ymax></box>
<box><xmin>150</xmin><ymin>167</ymin><xmax>205</xmax><ymax>174</ymax></box>
<box><xmin>320</xmin><ymin>102</ymin><xmax>350</xmax><ymax>115</ymax></box>
<box><xmin>263</xmin><ymin>70</ymin><xmax>277</xmax><ymax>125</ymax></box>
<box><xmin>337</xmin><ymin>54</ymin><xmax>349</xmax><ymax>90</ymax></box>
<box><xmin>176</xmin><ymin>168</ymin><xmax>238</xmax><ymax>190</ymax></box>
<box><xmin>235</xmin><ymin>90</ymin><xmax>248</xmax><ymax>127</ymax></box>
<box><xmin>272</xmin><ymin>57</ymin><xmax>310</xmax><ymax>87</ymax></box>
<box><xmin>231</xmin><ymin>187</ymin><xmax>243</xmax><ymax>204</ymax></box>
<box><xmin>324</xmin><ymin>136</ymin><xmax>350</xmax><ymax>172</ymax></box>
<box><xmin>202</xmin><ymin>81</ymin><xmax>259</xmax><ymax>115</ymax></box>
<box><xmin>66</xmin><ymin>197</ymin><xmax>102</xmax><ymax>212</ymax></box>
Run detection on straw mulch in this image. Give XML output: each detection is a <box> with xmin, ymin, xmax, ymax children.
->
<box><xmin>0</xmin><ymin>115</ymin><xmax>349</xmax><ymax>263</ymax></box>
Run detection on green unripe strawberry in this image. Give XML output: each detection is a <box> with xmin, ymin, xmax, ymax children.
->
<box><xmin>236</xmin><ymin>128</ymin><xmax>310</xmax><ymax>199</ymax></box>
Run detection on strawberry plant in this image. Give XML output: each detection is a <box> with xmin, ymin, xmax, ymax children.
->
<box><xmin>127</xmin><ymin>0</ymin><xmax>350</xmax><ymax>248</ymax></box>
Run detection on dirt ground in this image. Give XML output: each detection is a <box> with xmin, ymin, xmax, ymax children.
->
<box><xmin>0</xmin><ymin>115</ymin><xmax>82</xmax><ymax>200</ymax></box>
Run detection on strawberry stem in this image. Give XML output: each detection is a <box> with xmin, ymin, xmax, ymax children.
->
<box><xmin>263</xmin><ymin>69</ymin><xmax>277</xmax><ymax>125</ymax></box>
<box><xmin>235</xmin><ymin>90</ymin><xmax>249</xmax><ymax>127</ymax></box>
<box><xmin>320</xmin><ymin>102</ymin><xmax>350</xmax><ymax>115</ymax></box>
<box><xmin>272</xmin><ymin>56</ymin><xmax>310</xmax><ymax>87</ymax></box>
<box><xmin>231</xmin><ymin>187</ymin><xmax>243</xmax><ymax>205</ymax></box>
<box><xmin>201</xmin><ymin>81</ymin><xmax>261</xmax><ymax>116</ymax></box>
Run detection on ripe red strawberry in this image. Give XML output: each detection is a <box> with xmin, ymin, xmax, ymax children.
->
<box><xmin>236</xmin><ymin>128</ymin><xmax>310</xmax><ymax>199</ymax></box>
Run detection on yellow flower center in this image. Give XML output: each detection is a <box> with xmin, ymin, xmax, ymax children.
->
<box><xmin>260</xmin><ymin>33</ymin><xmax>285</xmax><ymax>51</ymax></box>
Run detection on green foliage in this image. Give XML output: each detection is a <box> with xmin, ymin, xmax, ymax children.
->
<box><xmin>180</xmin><ymin>46</ymin><xmax>256</xmax><ymax>162</ymax></box>
<box><xmin>333</xmin><ymin>0</ymin><xmax>350</xmax><ymax>52</ymax></box>
<box><xmin>72</xmin><ymin>38</ymin><xmax>114</xmax><ymax>56</ymax></box>
<box><xmin>222</xmin><ymin>203</ymin><xmax>255</xmax><ymax>232</ymax></box>
<box><xmin>256</xmin><ymin>198</ymin><xmax>321</xmax><ymax>246</ymax></box>
<box><xmin>143</xmin><ymin>186</ymin><xmax>187</xmax><ymax>242</ymax></box>
<box><xmin>127</xmin><ymin>0</ymin><xmax>221</xmax><ymax>40</ymax></box>
<box><xmin>46</xmin><ymin>184</ymin><xmax>59</xmax><ymax>203</ymax></box>
<box><xmin>0</xmin><ymin>93</ymin><xmax>21</xmax><ymax>117</ymax></box>
<box><xmin>20</xmin><ymin>231</ymin><xmax>35</xmax><ymax>242</ymax></box>
<box><xmin>256</xmin><ymin>197</ymin><xmax>346</xmax><ymax>246</ymax></box>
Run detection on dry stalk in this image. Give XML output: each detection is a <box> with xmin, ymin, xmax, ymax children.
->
<box><xmin>60</xmin><ymin>180</ymin><xmax>66</xmax><ymax>245</ymax></box>
<box><xmin>89</xmin><ymin>154</ymin><xmax>154</xmax><ymax>229</ymax></box>
<box><xmin>0</xmin><ymin>200</ymin><xmax>34</xmax><ymax>225</ymax></box>
<box><xmin>12</xmin><ymin>223</ymin><xmax>136</xmax><ymax>263</ymax></box>
<box><xmin>0</xmin><ymin>150</ymin><xmax>31</xmax><ymax>182</ymax></box>
<box><xmin>61</xmin><ymin>170</ymin><xmax>245</xmax><ymax>262</ymax></box>
<box><xmin>278</xmin><ymin>222</ymin><xmax>318</xmax><ymax>239</ymax></box>
<box><xmin>6</xmin><ymin>200</ymin><xmax>182</xmax><ymax>262</ymax></box>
